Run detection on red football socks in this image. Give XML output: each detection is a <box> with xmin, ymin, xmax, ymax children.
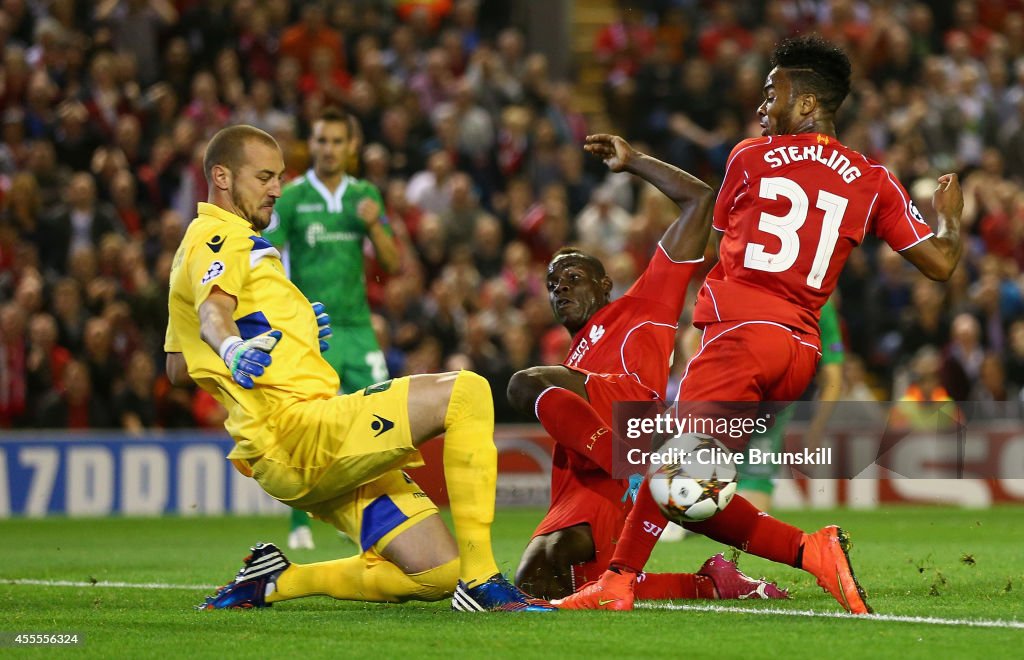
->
<box><xmin>634</xmin><ymin>572</ymin><xmax>716</xmax><ymax>600</ymax></box>
<box><xmin>683</xmin><ymin>495</ymin><xmax>803</xmax><ymax>567</ymax></box>
<box><xmin>535</xmin><ymin>387</ymin><xmax>613</xmax><ymax>474</ymax></box>
<box><xmin>608</xmin><ymin>481</ymin><xmax>668</xmax><ymax>573</ymax></box>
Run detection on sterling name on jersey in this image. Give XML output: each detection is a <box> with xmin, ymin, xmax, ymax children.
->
<box><xmin>165</xmin><ymin>202</ymin><xmax>339</xmax><ymax>459</ymax></box>
<box><xmin>264</xmin><ymin>170</ymin><xmax>389</xmax><ymax>325</ymax></box>
<box><xmin>697</xmin><ymin>133</ymin><xmax>934</xmax><ymax>336</ymax></box>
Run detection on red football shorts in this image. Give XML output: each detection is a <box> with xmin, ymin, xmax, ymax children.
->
<box><xmin>677</xmin><ymin>321</ymin><xmax>821</xmax><ymax>449</ymax></box>
<box><xmin>530</xmin><ymin>370</ymin><xmax>657</xmax><ymax>588</ymax></box>
<box><xmin>531</xmin><ymin>463</ymin><xmax>630</xmax><ymax>589</ymax></box>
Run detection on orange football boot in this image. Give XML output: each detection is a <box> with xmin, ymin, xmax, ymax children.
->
<box><xmin>551</xmin><ymin>569</ymin><xmax>636</xmax><ymax>611</ymax></box>
<box><xmin>800</xmin><ymin>525</ymin><xmax>872</xmax><ymax>614</ymax></box>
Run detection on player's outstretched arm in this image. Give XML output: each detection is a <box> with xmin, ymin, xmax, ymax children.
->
<box><xmin>584</xmin><ymin>134</ymin><xmax>713</xmax><ymax>262</ymax></box>
<box><xmin>899</xmin><ymin>173</ymin><xmax>963</xmax><ymax>281</ymax></box>
<box><xmin>199</xmin><ymin>288</ymin><xmax>282</xmax><ymax>389</ymax></box>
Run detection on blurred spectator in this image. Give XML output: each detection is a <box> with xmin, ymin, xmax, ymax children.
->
<box><xmin>575</xmin><ymin>185</ymin><xmax>632</xmax><ymax>258</ymax></box>
<box><xmin>943</xmin><ymin>313</ymin><xmax>986</xmax><ymax>402</ymax></box>
<box><xmin>972</xmin><ymin>352</ymin><xmax>1017</xmax><ymax>416</ymax></box>
<box><xmin>0</xmin><ymin>301</ymin><xmax>28</xmax><ymax>427</ymax></box>
<box><xmin>2</xmin><ymin>172</ymin><xmax>44</xmax><ymax>246</ymax></box>
<box><xmin>94</xmin><ymin>0</ymin><xmax>178</xmax><ymax>87</ymax></box>
<box><xmin>35</xmin><ymin>358</ymin><xmax>113</xmax><ymax>428</ymax></box>
<box><xmin>280</xmin><ymin>1</ymin><xmax>343</xmax><ymax>74</ymax></box>
<box><xmin>471</xmin><ymin>214</ymin><xmax>505</xmax><ymax>279</ymax></box>
<box><xmin>39</xmin><ymin>172</ymin><xmax>123</xmax><ymax>277</ymax></box>
<box><xmin>82</xmin><ymin>315</ymin><xmax>120</xmax><ymax>403</ymax></box>
<box><xmin>898</xmin><ymin>279</ymin><xmax>951</xmax><ymax>358</ymax></box>
<box><xmin>114</xmin><ymin>348</ymin><xmax>156</xmax><ymax>433</ymax></box>
<box><xmin>183</xmin><ymin>71</ymin><xmax>230</xmax><ymax>138</ymax></box>
<box><xmin>594</xmin><ymin>2</ymin><xmax>655</xmax><ymax>127</ymax></box>
<box><xmin>299</xmin><ymin>45</ymin><xmax>351</xmax><ymax>106</ymax></box>
<box><xmin>407</xmin><ymin>148</ymin><xmax>455</xmax><ymax>214</ymax></box>
<box><xmin>439</xmin><ymin>172</ymin><xmax>488</xmax><ymax>248</ymax></box>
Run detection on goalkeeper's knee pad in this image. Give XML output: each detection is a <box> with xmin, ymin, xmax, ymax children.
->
<box><xmin>444</xmin><ymin>370</ymin><xmax>493</xmax><ymax>427</ymax></box>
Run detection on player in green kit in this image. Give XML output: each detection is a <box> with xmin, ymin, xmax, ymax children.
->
<box><xmin>265</xmin><ymin>107</ymin><xmax>399</xmax><ymax>549</ymax></box>
<box><xmin>737</xmin><ymin>298</ymin><xmax>845</xmax><ymax>510</ymax></box>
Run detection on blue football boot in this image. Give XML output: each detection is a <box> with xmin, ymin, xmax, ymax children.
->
<box><xmin>197</xmin><ymin>542</ymin><xmax>290</xmax><ymax>610</ymax></box>
<box><xmin>451</xmin><ymin>574</ymin><xmax>556</xmax><ymax>612</ymax></box>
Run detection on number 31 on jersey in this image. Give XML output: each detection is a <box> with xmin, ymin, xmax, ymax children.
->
<box><xmin>743</xmin><ymin>176</ymin><xmax>848</xmax><ymax>289</ymax></box>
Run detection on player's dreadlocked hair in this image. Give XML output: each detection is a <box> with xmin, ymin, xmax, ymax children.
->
<box><xmin>770</xmin><ymin>35</ymin><xmax>852</xmax><ymax>115</ymax></box>
<box><xmin>550</xmin><ymin>247</ymin><xmax>606</xmax><ymax>279</ymax></box>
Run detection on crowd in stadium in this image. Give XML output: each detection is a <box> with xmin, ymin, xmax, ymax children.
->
<box><xmin>1</xmin><ymin>0</ymin><xmax>1023</xmax><ymax>430</ymax></box>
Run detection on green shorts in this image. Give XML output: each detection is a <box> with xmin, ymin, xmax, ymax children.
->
<box><xmin>326</xmin><ymin>323</ymin><xmax>390</xmax><ymax>393</ymax></box>
<box><xmin>737</xmin><ymin>405</ymin><xmax>796</xmax><ymax>494</ymax></box>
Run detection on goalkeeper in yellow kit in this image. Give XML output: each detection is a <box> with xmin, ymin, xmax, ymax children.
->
<box><xmin>165</xmin><ymin>124</ymin><xmax>553</xmax><ymax>612</ymax></box>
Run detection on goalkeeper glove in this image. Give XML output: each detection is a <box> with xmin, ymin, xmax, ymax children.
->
<box><xmin>312</xmin><ymin>301</ymin><xmax>332</xmax><ymax>352</ymax></box>
<box><xmin>218</xmin><ymin>330</ymin><xmax>283</xmax><ymax>389</ymax></box>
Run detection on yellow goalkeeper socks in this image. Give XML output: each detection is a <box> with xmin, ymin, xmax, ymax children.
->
<box><xmin>267</xmin><ymin>556</ymin><xmax>458</xmax><ymax>603</ymax></box>
<box><xmin>442</xmin><ymin>370</ymin><xmax>500</xmax><ymax>587</ymax></box>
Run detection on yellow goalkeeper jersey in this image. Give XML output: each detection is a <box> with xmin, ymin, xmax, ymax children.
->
<box><xmin>165</xmin><ymin>202</ymin><xmax>340</xmax><ymax>459</ymax></box>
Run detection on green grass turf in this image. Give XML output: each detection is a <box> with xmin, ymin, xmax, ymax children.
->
<box><xmin>1</xmin><ymin>507</ymin><xmax>1021</xmax><ymax>658</ymax></box>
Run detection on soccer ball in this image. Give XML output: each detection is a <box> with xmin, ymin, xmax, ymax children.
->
<box><xmin>646</xmin><ymin>432</ymin><xmax>738</xmax><ymax>523</ymax></box>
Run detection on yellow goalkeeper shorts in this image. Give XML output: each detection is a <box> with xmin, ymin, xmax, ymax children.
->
<box><xmin>249</xmin><ymin>377</ymin><xmax>424</xmax><ymax>510</ymax></box>
<box><xmin>306</xmin><ymin>468</ymin><xmax>439</xmax><ymax>552</ymax></box>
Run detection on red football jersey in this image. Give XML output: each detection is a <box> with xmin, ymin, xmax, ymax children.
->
<box><xmin>534</xmin><ymin>245</ymin><xmax>699</xmax><ymax>544</ymax></box>
<box><xmin>563</xmin><ymin>244</ymin><xmax>699</xmax><ymax>395</ymax></box>
<box><xmin>694</xmin><ymin>133</ymin><xmax>934</xmax><ymax>336</ymax></box>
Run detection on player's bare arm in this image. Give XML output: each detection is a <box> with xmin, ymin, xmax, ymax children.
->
<box><xmin>165</xmin><ymin>352</ymin><xmax>191</xmax><ymax>386</ymax></box>
<box><xmin>584</xmin><ymin>134</ymin><xmax>713</xmax><ymax>262</ymax></box>
<box><xmin>358</xmin><ymin>197</ymin><xmax>400</xmax><ymax>274</ymax></box>
<box><xmin>899</xmin><ymin>173</ymin><xmax>964</xmax><ymax>281</ymax></box>
<box><xmin>198</xmin><ymin>288</ymin><xmax>243</xmax><ymax>351</ymax></box>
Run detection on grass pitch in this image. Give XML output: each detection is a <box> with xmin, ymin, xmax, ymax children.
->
<box><xmin>2</xmin><ymin>507</ymin><xmax>1021</xmax><ymax>658</ymax></box>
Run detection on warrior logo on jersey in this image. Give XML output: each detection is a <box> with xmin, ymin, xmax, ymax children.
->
<box><xmin>589</xmin><ymin>325</ymin><xmax>606</xmax><ymax>345</ymax></box>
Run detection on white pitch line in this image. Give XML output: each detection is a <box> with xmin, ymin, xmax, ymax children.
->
<box><xmin>4</xmin><ymin>579</ymin><xmax>1022</xmax><ymax>630</ymax></box>
<box><xmin>639</xmin><ymin>602</ymin><xmax>1024</xmax><ymax>630</ymax></box>
<box><xmin>2</xmin><ymin>579</ymin><xmax>216</xmax><ymax>590</ymax></box>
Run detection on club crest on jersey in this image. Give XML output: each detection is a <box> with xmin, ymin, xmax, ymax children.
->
<box><xmin>201</xmin><ymin>260</ymin><xmax>225</xmax><ymax>285</ymax></box>
<box><xmin>816</xmin><ymin>134</ymin><xmax>830</xmax><ymax>145</ymax></box>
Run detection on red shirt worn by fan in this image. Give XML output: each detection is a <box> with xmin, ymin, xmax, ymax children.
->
<box><xmin>695</xmin><ymin>133</ymin><xmax>933</xmax><ymax>338</ymax></box>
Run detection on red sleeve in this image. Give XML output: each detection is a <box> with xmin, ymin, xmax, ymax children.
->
<box><xmin>870</xmin><ymin>167</ymin><xmax>935</xmax><ymax>251</ymax></box>
<box><xmin>713</xmin><ymin>138</ymin><xmax>768</xmax><ymax>231</ymax></box>
<box><xmin>622</xmin><ymin>245</ymin><xmax>699</xmax><ymax>318</ymax></box>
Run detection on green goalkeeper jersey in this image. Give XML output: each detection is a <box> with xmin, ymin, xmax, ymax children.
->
<box><xmin>265</xmin><ymin>170</ymin><xmax>390</xmax><ymax>326</ymax></box>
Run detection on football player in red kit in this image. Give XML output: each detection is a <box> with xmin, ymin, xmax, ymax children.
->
<box><xmin>508</xmin><ymin>134</ymin><xmax>787</xmax><ymax>602</ymax></box>
<box><xmin>554</xmin><ymin>36</ymin><xmax>963</xmax><ymax>614</ymax></box>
